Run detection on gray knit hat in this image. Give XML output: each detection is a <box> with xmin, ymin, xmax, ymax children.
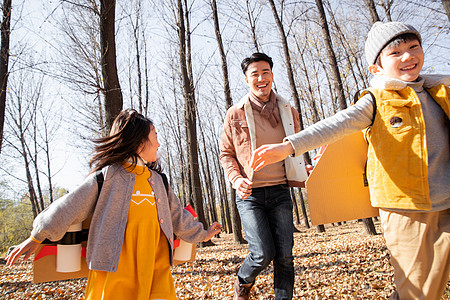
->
<box><xmin>365</xmin><ymin>21</ymin><xmax>421</xmax><ymax>65</ymax></box>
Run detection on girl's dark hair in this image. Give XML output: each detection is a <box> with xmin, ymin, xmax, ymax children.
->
<box><xmin>90</xmin><ymin>109</ymin><xmax>161</xmax><ymax>173</ymax></box>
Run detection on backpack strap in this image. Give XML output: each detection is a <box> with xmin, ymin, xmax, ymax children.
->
<box><xmin>159</xmin><ymin>172</ymin><xmax>169</xmax><ymax>196</ymax></box>
<box><xmin>95</xmin><ymin>170</ymin><xmax>104</xmax><ymax>194</ymax></box>
<box><xmin>353</xmin><ymin>89</ymin><xmax>377</xmax><ymax>126</ymax></box>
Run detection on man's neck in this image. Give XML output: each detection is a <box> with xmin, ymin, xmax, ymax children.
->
<box><xmin>249</xmin><ymin>91</ymin><xmax>271</xmax><ymax>103</ymax></box>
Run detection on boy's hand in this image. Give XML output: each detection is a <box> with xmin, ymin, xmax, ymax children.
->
<box><xmin>204</xmin><ymin>222</ymin><xmax>222</xmax><ymax>241</ymax></box>
<box><xmin>6</xmin><ymin>237</ymin><xmax>41</xmax><ymax>266</ymax></box>
<box><xmin>234</xmin><ymin>178</ymin><xmax>252</xmax><ymax>200</ymax></box>
<box><xmin>251</xmin><ymin>141</ymin><xmax>295</xmax><ymax>172</ymax></box>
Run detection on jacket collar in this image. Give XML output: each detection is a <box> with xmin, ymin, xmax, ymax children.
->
<box><xmin>237</xmin><ymin>91</ymin><xmax>289</xmax><ymax>109</ymax></box>
<box><xmin>370</xmin><ymin>74</ymin><xmax>450</xmax><ymax>91</ymax></box>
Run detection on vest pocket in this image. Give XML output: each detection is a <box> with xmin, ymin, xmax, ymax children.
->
<box><xmin>381</xmin><ymin>99</ymin><xmax>413</xmax><ymax>135</ymax></box>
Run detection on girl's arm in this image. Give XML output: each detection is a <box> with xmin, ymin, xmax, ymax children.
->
<box><xmin>167</xmin><ymin>186</ymin><xmax>208</xmax><ymax>243</ymax></box>
<box><xmin>31</xmin><ymin>171</ymin><xmax>101</xmax><ymax>245</ymax></box>
<box><xmin>166</xmin><ymin>184</ymin><xmax>221</xmax><ymax>243</ymax></box>
<box><xmin>6</xmin><ymin>237</ymin><xmax>41</xmax><ymax>266</ymax></box>
<box><xmin>6</xmin><ymin>172</ymin><xmax>101</xmax><ymax>266</ymax></box>
<box><xmin>204</xmin><ymin>222</ymin><xmax>222</xmax><ymax>241</ymax></box>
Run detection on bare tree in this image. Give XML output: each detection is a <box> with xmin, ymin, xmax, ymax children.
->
<box><xmin>314</xmin><ymin>0</ymin><xmax>347</xmax><ymax>110</ymax></box>
<box><xmin>0</xmin><ymin>0</ymin><xmax>11</xmax><ymax>152</ymax></box>
<box><xmin>443</xmin><ymin>0</ymin><xmax>450</xmax><ymax>21</ymax></box>
<box><xmin>100</xmin><ymin>0</ymin><xmax>123</xmax><ymax>132</ymax></box>
<box><xmin>210</xmin><ymin>0</ymin><xmax>244</xmax><ymax>243</ymax></box>
<box><xmin>175</xmin><ymin>0</ymin><xmax>210</xmax><ymax>239</ymax></box>
<box><xmin>51</xmin><ymin>2</ymin><xmax>107</xmax><ymax>138</ymax></box>
<box><xmin>364</xmin><ymin>0</ymin><xmax>381</xmax><ymax>23</ymax></box>
<box><xmin>245</xmin><ymin>0</ymin><xmax>261</xmax><ymax>52</ymax></box>
<box><xmin>377</xmin><ymin>0</ymin><xmax>393</xmax><ymax>21</ymax></box>
<box><xmin>268</xmin><ymin>0</ymin><xmax>306</xmax><ymax>130</ymax></box>
<box><xmin>3</xmin><ymin>74</ymin><xmax>44</xmax><ymax>217</ymax></box>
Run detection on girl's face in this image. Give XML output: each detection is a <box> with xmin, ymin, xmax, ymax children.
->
<box><xmin>137</xmin><ymin>126</ymin><xmax>160</xmax><ymax>163</ymax></box>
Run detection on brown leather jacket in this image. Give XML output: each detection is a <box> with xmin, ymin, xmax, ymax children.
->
<box><xmin>219</xmin><ymin>93</ymin><xmax>303</xmax><ymax>188</ymax></box>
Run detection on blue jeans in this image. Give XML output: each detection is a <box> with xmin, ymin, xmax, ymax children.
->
<box><xmin>236</xmin><ymin>184</ymin><xmax>294</xmax><ymax>300</ymax></box>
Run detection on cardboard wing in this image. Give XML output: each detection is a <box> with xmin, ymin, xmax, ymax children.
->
<box><xmin>305</xmin><ymin>131</ymin><xmax>379</xmax><ymax>225</ymax></box>
<box><xmin>173</xmin><ymin>204</ymin><xmax>198</xmax><ymax>265</ymax></box>
<box><xmin>33</xmin><ymin>204</ymin><xmax>199</xmax><ymax>281</ymax></box>
<box><xmin>32</xmin><ymin>219</ymin><xmax>90</xmax><ymax>283</ymax></box>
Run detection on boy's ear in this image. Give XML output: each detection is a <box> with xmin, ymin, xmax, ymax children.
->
<box><xmin>368</xmin><ymin>64</ymin><xmax>383</xmax><ymax>76</ymax></box>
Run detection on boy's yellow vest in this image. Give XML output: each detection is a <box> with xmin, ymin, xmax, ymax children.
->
<box><xmin>360</xmin><ymin>84</ymin><xmax>449</xmax><ymax>210</ymax></box>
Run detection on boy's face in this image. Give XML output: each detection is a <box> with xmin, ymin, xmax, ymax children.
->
<box><xmin>369</xmin><ymin>39</ymin><xmax>424</xmax><ymax>82</ymax></box>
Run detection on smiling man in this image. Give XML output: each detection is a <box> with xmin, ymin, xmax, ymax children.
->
<box><xmin>219</xmin><ymin>53</ymin><xmax>305</xmax><ymax>300</ymax></box>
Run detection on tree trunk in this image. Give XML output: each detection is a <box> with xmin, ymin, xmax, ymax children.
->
<box><xmin>379</xmin><ymin>0</ymin><xmax>393</xmax><ymax>22</ymax></box>
<box><xmin>43</xmin><ymin>121</ymin><xmax>54</xmax><ymax>204</ymax></box>
<box><xmin>268</xmin><ymin>0</ymin><xmax>311</xmax><ymax>163</ymax></box>
<box><xmin>211</xmin><ymin>0</ymin><xmax>244</xmax><ymax>243</ymax></box>
<box><xmin>364</xmin><ymin>0</ymin><xmax>380</xmax><ymax>24</ymax></box>
<box><xmin>362</xmin><ymin>217</ymin><xmax>378</xmax><ymax>235</ymax></box>
<box><xmin>198</xmin><ymin>119</ymin><xmax>218</xmax><ymax>224</ymax></box>
<box><xmin>131</xmin><ymin>5</ymin><xmax>143</xmax><ymax>113</ymax></box>
<box><xmin>316</xmin><ymin>224</ymin><xmax>325</xmax><ymax>233</ymax></box>
<box><xmin>293</xmin><ymin>34</ymin><xmax>320</xmax><ymax>123</ymax></box>
<box><xmin>267</xmin><ymin>0</ymin><xmax>303</xmax><ymax>129</ymax></box>
<box><xmin>291</xmin><ymin>188</ymin><xmax>300</xmax><ymax>225</ymax></box>
<box><xmin>314</xmin><ymin>0</ymin><xmax>347</xmax><ymax>111</ymax></box>
<box><xmin>229</xmin><ymin>186</ymin><xmax>245</xmax><ymax>243</ymax></box>
<box><xmin>19</xmin><ymin>131</ymin><xmax>39</xmax><ymax>217</ymax></box>
<box><xmin>32</xmin><ymin>119</ymin><xmax>45</xmax><ymax>212</ymax></box>
<box><xmin>100</xmin><ymin>0</ymin><xmax>123</xmax><ymax>133</ymax></box>
<box><xmin>291</xmin><ymin>189</ymin><xmax>301</xmax><ymax>232</ymax></box>
<box><xmin>299</xmin><ymin>189</ymin><xmax>310</xmax><ymax>229</ymax></box>
<box><xmin>442</xmin><ymin>0</ymin><xmax>450</xmax><ymax>21</ymax></box>
<box><xmin>176</xmin><ymin>0</ymin><xmax>210</xmax><ymax>244</ymax></box>
<box><xmin>245</xmin><ymin>0</ymin><xmax>260</xmax><ymax>52</ymax></box>
<box><xmin>0</xmin><ymin>0</ymin><xmax>11</xmax><ymax>153</ymax></box>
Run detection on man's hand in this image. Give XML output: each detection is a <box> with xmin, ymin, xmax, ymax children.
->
<box><xmin>251</xmin><ymin>141</ymin><xmax>295</xmax><ymax>172</ymax></box>
<box><xmin>234</xmin><ymin>177</ymin><xmax>253</xmax><ymax>200</ymax></box>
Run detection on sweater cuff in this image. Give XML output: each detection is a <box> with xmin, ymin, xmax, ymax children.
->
<box><xmin>283</xmin><ymin>137</ymin><xmax>297</xmax><ymax>157</ymax></box>
<box><xmin>30</xmin><ymin>236</ymin><xmax>43</xmax><ymax>244</ymax></box>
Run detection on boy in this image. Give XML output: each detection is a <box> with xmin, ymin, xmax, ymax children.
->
<box><xmin>250</xmin><ymin>22</ymin><xmax>449</xmax><ymax>300</ymax></box>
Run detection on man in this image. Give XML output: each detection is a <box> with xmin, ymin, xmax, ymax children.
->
<box><xmin>219</xmin><ymin>53</ymin><xmax>307</xmax><ymax>300</ymax></box>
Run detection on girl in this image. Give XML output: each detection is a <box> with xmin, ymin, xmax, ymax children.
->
<box><xmin>6</xmin><ymin>109</ymin><xmax>222</xmax><ymax>300</ymax></box>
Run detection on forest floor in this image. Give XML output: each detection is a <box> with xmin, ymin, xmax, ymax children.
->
<box><xmin>1</xmin><ymin>220</ymin><xmax>449</xmax><ymax>299</ymax></box>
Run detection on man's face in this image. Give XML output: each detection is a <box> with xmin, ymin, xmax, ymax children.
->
<box><xmin>245</xmin><ymin>61</ymin><xmax>273</xmax><ymax>101</ymax></box>
<box><xmin>370</xmin><ymin>39</ymin><xmax>424</xmax><ymax>82</ymax></box>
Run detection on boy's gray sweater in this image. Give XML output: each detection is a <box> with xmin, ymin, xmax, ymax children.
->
<box><xmin>287</xmin><ymin>75</ymin><xmax>450</xmax><ymax>212</ymax></box>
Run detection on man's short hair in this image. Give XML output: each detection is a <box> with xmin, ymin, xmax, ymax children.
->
<box><xmin>241</xmin><ymin>53</ymin><xmax>273</xmax><ymax>74</ymax></box>
<box><xmin>375</xmin><ymin>33</ymin><xmax>421</xmax><ymax>66</ymax></box>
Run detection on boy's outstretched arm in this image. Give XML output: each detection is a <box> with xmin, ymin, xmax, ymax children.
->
<box><xmin>251</xmin><ymin>140</ymin><xmax>294</xmax><ymax>171</ymax></box>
